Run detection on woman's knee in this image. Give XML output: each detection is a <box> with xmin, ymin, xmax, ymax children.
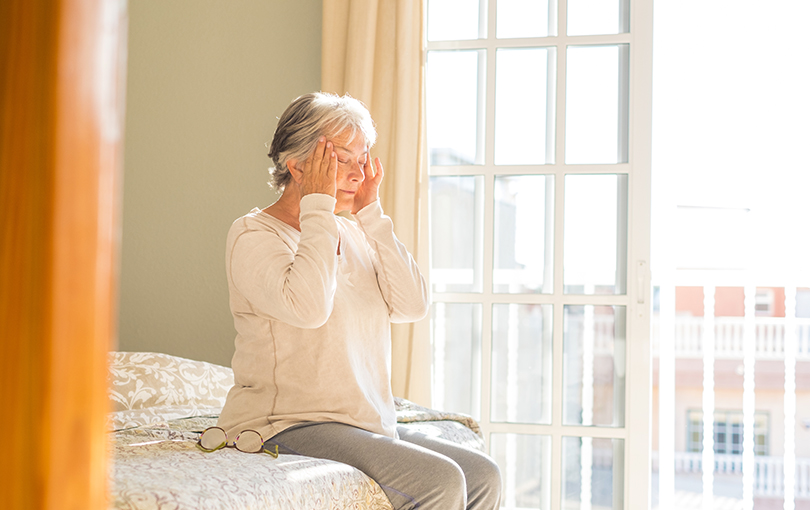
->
<box><xmin>464</xmin><ymin>451</ymin><xmax>502</xmax><ymax>510</ymax></box>
<box><xmin>385</xmin><ymin>454</ymin><xmax>467</xmax><ymax>510</ymax></box>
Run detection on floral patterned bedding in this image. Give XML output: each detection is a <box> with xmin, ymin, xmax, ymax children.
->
<box><xmin>108</xmin><ymin>352</ymin><xmax>483</xmax><ymax>510</ymax></box>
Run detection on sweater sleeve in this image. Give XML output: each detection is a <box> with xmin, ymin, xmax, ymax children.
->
<box><xmin>353</xmin><ymin>200</ymin><xmax>430</xmax><ymax>323</ymax></box>
<box><xmin>229</xmin><ymin>194</ymin><xmax>339</xmax><ymax>329</ymax></box>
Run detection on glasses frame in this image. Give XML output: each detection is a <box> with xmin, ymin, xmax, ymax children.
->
<box><xmin>196</xmin><ymin>426</ymin><xmax>279</xmax><ymax>458</ymax></box>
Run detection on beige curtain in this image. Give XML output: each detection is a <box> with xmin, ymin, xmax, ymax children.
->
<box><xmin>322</xmin><ymin>0</ymin><xmax>431</xmax><ymax>406</ymax></box>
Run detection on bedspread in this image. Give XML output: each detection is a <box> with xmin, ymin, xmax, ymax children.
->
<box><xmin>108</xmin><ymin>352</ymin><xmax>484</xmax><ymax>510</ymax></box>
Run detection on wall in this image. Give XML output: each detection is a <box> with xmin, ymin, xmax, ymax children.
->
<box><xmin>119</xmin><ymin>0</ymin><xmax>321</xmax><ymax>367</ymax></box>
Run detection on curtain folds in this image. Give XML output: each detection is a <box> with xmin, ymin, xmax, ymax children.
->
<box><xmin>322</xmin><ymin>0</ymin><xmax>431</xmax><ymax>406</ymax></box>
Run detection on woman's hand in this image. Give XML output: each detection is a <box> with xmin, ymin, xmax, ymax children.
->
<box><xmin>298</xmin><ymin>136</ymin><xmax>337</xmax><ymax>198</ymax></box>
<box><xmin>352</xmin><ymin>156</ymin><xmax>383</xmax><ymax>214</ymax></box>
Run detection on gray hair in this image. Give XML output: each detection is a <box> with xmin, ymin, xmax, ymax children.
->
<box><xmin>267</xmin><ymin>92</ymin><xmax>377</xmax><ymax>191</ymax></box>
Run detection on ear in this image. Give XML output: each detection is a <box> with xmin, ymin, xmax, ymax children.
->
<box><xmin>287</xmin><ymin>159</ymin><xmax>303</xmax><ymax>183</ymax></box>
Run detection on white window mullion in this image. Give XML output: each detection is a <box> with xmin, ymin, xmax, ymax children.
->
<box><xmin>545</xmin><ymin>48</ymin><xmax>558</xmax><ymax>165</ymax></box>
<box><xmin>784</xmin><ymin>286</ymin><xmax>798</xmax><ymax>510</ymax></box>
<box><xmin>478</xmin><ymin>172</ymin><xmax>493</xmax><ymax>438</ymax></box>
<box><xmin>550</xmin><ymin>152</ymin><xmax>565</xmax><ymax>507</ymax></box>
<box><xmin>551</xmin><ymin>133</ymin><xmax>565</xmax><ymax>510</ymax></box>
<box><xmin>702</xmin><ymin>285</ymin><xmax>716</xmax><ymax>510</ymax></box>
<box><xmin>657</xmin><ymin>280</ymin><xmax>676</xmax><ymax>510</ymax></box>
<box><xmin>742</xmin><ymin>283</ymin><xmax>757</xmax><ymax>510</ymax></box>
<box><xmin>581</xmin><ymin>302</ymin><xmax>596</xmax><ymax>510</ymax></box>
<box><xmin>477</xmin><ymin>0</ymin><xmax>496</xmax><ymax>438</ymax></box>
<box><xmin>554</xmin><ymin>40</ymin><xmax>566</xmax><ymax>167</ymax></box>
<box><xmin>551</xmin><ymin>296</ymin><xmax>565</xmax><ymax>510</ymax></box>
<box><xmin>552</xmin><ymin>157</ymin><xmax>566</xmax><ymax>294</ymax></box>
<box><xmin>476</xmin><ymin>48</ymin><xmax>488</xmax><ymax>167</ymax></box>
<box><xmin>543</xmin><ymin>175</ymin><xmax>555</xmax><ymax>294</ymax></box>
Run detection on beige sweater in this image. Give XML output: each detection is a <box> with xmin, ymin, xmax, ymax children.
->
<box><xmin>217</xmin><ymin>194</ymin><xmax>429</xmax><ymax>441</ymax></box>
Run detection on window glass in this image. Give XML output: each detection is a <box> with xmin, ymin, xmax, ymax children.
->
<box><xmin>564</xmin><ymin>174</ymin><xmax>628</xmax><ymax>295</ymax></box>
<box><xmin>427</xmin><ymin>0</ymin><xmax>483</xmax><ymax>41</ymax></box>
<box><xmin>567</xmin><ymin>0</ymin><xmax>629</xmax><ymax>36</ymax></box>
<box><xmin>565</xmin><ymin>45</ymin><xmax>629</xmax><ymax>164</ymax></box>
<box><xmin>563</xmin><ymin>305</ymin><xmax>626</xmax><ymax>427</ymax></box>
<box><xmin>430</xmin><ymin>303</ymin><xmax>482</xmax><ymax>419</ymax></box>
<box><xmin>430</xmin><ymin>176</ymin><xmax>484</xmax><ymax>293</ymax></box>
<box><xmin>495</xmin><ymin>48</ymin><xmax>554</xmax><ymax>165</ymax></box>
<box><xmin>796</xmin><ymin>288</ymin><xmax>810</xmax><ymax>318</ymax></box>
<box><xmin>491</xmin><ymin>304</ymin><xmax>552</xmax><ymax>424</ymax></box>
<box><xmin>491</xmin><ymin>434</ymin><xmax>552</xmax><ymax>509</ymax></box>
<box><xmin>562</xmin><ymin>437</ymin><xmax>625</xmax><ymax>509</ymax></box>
<box><xmin>493</xmin><ymin>175</ymin><xmax>554</xmax><ymax>294</ymax></box>
<box><xmin>427</xmin><ymin>50</ymin><xmax>485</xmax><ymax>165</ymax></box>
<box><xmin>497</xmin><ymin>0</ymin><xmax>551</xmax><ymax>38</ymax></box>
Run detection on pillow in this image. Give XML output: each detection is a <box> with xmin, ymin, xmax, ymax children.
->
<box><xmin>109</xmin><ymin>351</ymin><xmax>234</xmax><ymax>412</ymax></box>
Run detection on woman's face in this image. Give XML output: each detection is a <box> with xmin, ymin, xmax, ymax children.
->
<box><xmin>329</xmin><ymin>130</ymin><xmax>369</xmax><ymax>213</ymax></box>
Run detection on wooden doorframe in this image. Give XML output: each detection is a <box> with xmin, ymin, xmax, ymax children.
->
<box><xmin>1</xmin><ymin>1</ymin><xmax>127</xmax><ymax>508</ymax></box>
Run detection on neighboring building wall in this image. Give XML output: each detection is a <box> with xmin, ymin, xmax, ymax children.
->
<box><xmin>652</xmin><ymin>359</ymin><xmax>810</xmax><ymax>458</ymax></box>
<box><xmin>674</xmin><ymin>286</ymin><xmax>790</xmax><ymax>319</ymax></box>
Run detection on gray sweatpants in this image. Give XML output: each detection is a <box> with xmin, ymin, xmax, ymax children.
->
<box><xmin>266</xmin><ymin>422</ymin><xmax>502</xmax><ymax>510</ymax></box>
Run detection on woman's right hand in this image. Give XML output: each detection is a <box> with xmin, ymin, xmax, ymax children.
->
<box><xmin>298</xmin><ymin>136</ymin><xmax>337</xmax><ymax>198</ymax></box>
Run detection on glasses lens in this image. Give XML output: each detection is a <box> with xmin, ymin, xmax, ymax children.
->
<box><xmin>199</xmin><ymin>427</ymin><xmax>227</xmax><ymax>451</ymax></box>
<box><xmin>234</xmin><ymin>430</ymin><xmax>263</xmax><ymax>453</ymax></box>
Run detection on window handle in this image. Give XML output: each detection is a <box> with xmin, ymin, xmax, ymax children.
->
<box><xmin>637</xmin><ymin>260</ymin><xmax>647</xmax><ymax>305</ymax></box>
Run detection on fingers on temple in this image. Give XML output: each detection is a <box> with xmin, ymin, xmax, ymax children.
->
<box><xmin>317</xmin><ymin>139</ymin><xmax>336</xmax><ymax>175</ymax></box>
<box><xmin>312</xmin><ymin>137</ymin><xmax>326</xmax><ymax>166</ymax></box>
<box><xmin>373</xmin><ymin>157</ymin><xmax>383</xmax><ymax>180</ymax></box>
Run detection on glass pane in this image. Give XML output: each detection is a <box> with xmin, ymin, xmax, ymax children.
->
<box><xmin>430</xmin><ymin>303</ymin><xmax>482</xmax><ymax>419</ymax></box>
<box><xmin>430</xmin><ymin>176</ymin><xmax>484</xmax><ymax>293</ymax></box>
<box><xmin>493</xmin><ymin>175</ymin><xmax>554</xmax><ymax>293</ymax></box>
<box><xmin>495</xmin><ymin>48</ymin><xmax>554</xmax><ymax>165</ymax></box>
<box><xmin>797</xmin><ymin>287</ymin><xmax>810</xmax><ymax>318</ymax></box>
<box><xmin>563</xmin><ymin>305</ymin><xmax>626</xmax><ymax>427</ymax></box>
<box><xmin>491</xmin><ymin>433</ymin><xmax>551</xmax><ymax>510</ymax></box>
<box><xmin>563</xmin><ymin>174</ymin><xmax>627</xmax><ymax>295</ymax></box>
<box><xmin>491</xmin><ymin>304</ymin><xmax>552</xmax><ymax>424</ymax></box>
<box><xmin>562</xmin><ymin>437</ymin><xmax>624</xmax><ymax>510</ymax></box>
<box><xmin>497</xmin><ymin>0</ymin><xmax>551</xmax><ymax>38</ymax></box>
<box><xmin>567</xmin><ymin>0</ymin><xmax>629</xmax><ymax>36</ymax></box>
<box><xmin>565</xmin><ymin>45</ymin><xmax>629</xmax><ymax>164</ymax></box>
<box><xmin>427</xmin><ymin>0</ymin><xmax>483</xmax><ymax>41</ymax></box>
<box><xmin>427</xmin><ymin>50</ymin><xmax>484</xmax><ymax>165</ymax></box>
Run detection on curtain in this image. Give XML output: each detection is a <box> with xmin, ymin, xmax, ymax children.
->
<box><xmin>321</xmin><ymin>0</ymin><xmax>431</xmax><ymax>406</ymax></box>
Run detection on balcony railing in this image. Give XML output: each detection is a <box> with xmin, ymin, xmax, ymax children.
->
<box><xmin>651</xmin><ymin>316</ymin><xmax>810</xmax><ymax>360</ymax></box>
<box><xmin>651</xmin><ymin>451</ymin><xmax>810</xmax><ymax>499</ymax></box>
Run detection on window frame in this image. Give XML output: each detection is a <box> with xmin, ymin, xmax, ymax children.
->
<box><xmin>422</xmin><ymin>1</ymin><xmax>654</xmax><ymax>509</ymax></box>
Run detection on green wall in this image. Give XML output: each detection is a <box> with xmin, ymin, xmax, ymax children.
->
<box><xmin>119</xmin><ymin>0</ymin><xmax>322</xmax><ymax>367</ymax></box>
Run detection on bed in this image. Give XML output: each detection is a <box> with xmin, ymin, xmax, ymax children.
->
<box><xmin>108</xmin><ymin>351</ymin><xmax>484</xmax><ymax>509</ymax></box>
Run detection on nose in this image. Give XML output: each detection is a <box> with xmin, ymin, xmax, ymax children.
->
<box><xmin>348</xmin><ymin>160</ymin><xmax>365</xmax><ymax>182</ymax></box>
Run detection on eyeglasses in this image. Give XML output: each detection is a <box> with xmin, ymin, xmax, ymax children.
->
<box><xmin>196</xmin><ymin>426</ymin><xmax>279</xmax><ymax>458</ymax></box>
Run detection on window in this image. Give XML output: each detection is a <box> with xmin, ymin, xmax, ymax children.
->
<box><xmin>754</xmin><ymin>289</ymin><xmax>774</xmax><ymax>317</ymax></box>
<box><xmin>424</xmin><ymin>0</ymin><xmax>653</xmax><ymax>508</ymax></box>
<box><xmin>686</xmin><ymin>410</ymin><xmax>769</xmax><ymax>457</ymax></box>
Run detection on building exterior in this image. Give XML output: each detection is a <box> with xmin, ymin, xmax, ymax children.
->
<box><xmin>651</xmin><ymin>285</ymin><xmax>810</xmax><ymax>508</ymax></box>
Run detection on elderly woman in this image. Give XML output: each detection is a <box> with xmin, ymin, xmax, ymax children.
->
<box><xmin>216</xmin><ymin>92</ymin><xmax>501</xmax><ymax>510</ymax></box>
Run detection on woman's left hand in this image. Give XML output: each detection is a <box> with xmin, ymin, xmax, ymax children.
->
<box><xmin>352</xmin><ymin>156</ymin><xmax>384</xmax><ymax>214</ymax></box>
